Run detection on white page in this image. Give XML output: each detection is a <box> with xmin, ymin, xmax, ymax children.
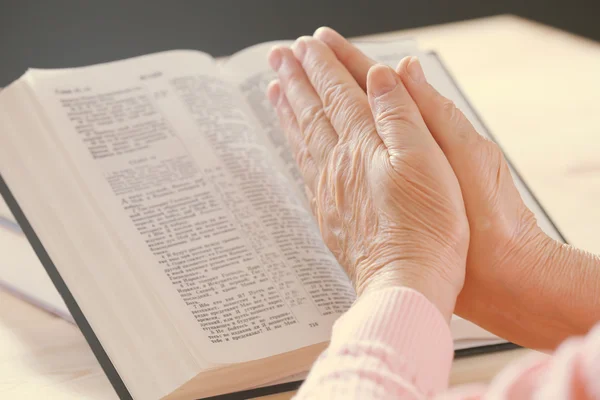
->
<box><xmin>220</xmin><ymin>40</ymin><xmax>419</xmax><ymax>202</ymax></box>
<box><xmin>24</xmin><ymin>50</ymin><xmax>355</xmax><ymax>365</ymax></box>
<box><xmin>222</xmin><ymin>40</ymin><xmax>563</xmax><ymax>244</ymax></box>
<box><xmin>221</xmin><ymin>40</ymin><xmax>564</xmax><ymax>349</ymax></box>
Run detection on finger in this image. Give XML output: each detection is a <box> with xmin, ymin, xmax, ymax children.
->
<box><xmin>304</xmin><ymin>185</ymin><xmax>317</xmax><ymax>215</ymax></box>
<box><xmin>290</xmin><ymin>36</ymin><xmax>378</xmax><ymax>145</ymax></box>
<box><xmin>313</xmin><ymin>27</ymin><xmax>376</xmax><ymax>91</ymax></box>
<box><xmin>396</xmin><ymin>58</ymin><xmax>506</xmax><ymax>174</ymax></box>
<box><xmin>267</xmin><ymin>80</ymin><xmax>319</xmax><ymax>193</ymax></box>
<box><xmin>268</xmin><ymin>46</ymin><xmax>337</xmax><ymax>165</ymax></box>
<box><xmin>395</xmin><ymin>57</ymin><xmax>522</xmax><ymax>217</ymax></box>
<box><xmin>395</xmin><ymin>56</ymin><xmax>488</xmax><ymax>157</ymax></box>
<box><xmin>366</xmin><ymin>64</ymin><xmax>437</xmax><ymax>158</ymax></box>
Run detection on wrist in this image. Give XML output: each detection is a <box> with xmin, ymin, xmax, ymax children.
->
<box><xmin>355</xmin><ymin>260</ymin><xmax>463</xmax><ymax>324</ymax></box>
<box><xmin>458</xmin><ymin>228</ymin><xmax>600</xmax><ymax>349</ymax></box>
<box><xmin>523</xmin><ymin>234</ymin><xmax>600</xmax><ymax>333</ymax></box>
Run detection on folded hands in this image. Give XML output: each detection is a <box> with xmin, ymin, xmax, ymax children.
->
<box><xmin>267</xmin><ymin>28</ymin><xmax>600</xmax><ymax>348</ymax></box>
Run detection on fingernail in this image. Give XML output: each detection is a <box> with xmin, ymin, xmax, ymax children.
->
<box><xmin>266</xmin><ymin>81</ymin><xmax>280</xmax><ymax>107</ymax></box>
<box><xmin>291</xmin><ymin>38</ymin><xmax>307</xmax><ymax>62</ymax></box>
<box><xmin>268</xmin><ymin>47</ymin><xmax>282</xmax><ymax>71</ymax></box>
<box><xmin>407</xmin><ymin>56</ymin><xmax>425</xmax><ymax>83</ymax></box>
<box><xmin>370</xmin><ymin>65</ymin><xmax>397</xmax><ymax>97</ymax></box>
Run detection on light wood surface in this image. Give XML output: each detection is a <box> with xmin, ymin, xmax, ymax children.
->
<box><xmin>1</xmin><ymin>14</ymin><xmax>598</xmax><ymax>399</ymax></box>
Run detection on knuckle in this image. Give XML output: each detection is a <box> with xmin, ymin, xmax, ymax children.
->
<box><xmin>298</xmin><ymin>154</ymin><xmax>317</xmax><ymax>186</ymax></box>
<box><xmin>472</xmin><ymin>137</ymin><xmax>506</xmax><ymax>182</ymax></box>
<box><xmin>294</xmin><ymin>147</ymin><xmax>310</xmax><ymax>169</ymax></box>
<box><xmin>285</xmin><ymin>76</ymin><xmax>310</xmax><ymax>103</ymax></box>
<box><xmin>281</xmin><ymin>62</ymin><xmax>302</xmax><ymax>84</ymax></box>
<box><xmin>309</xmin><ymin>197</ymin><xmax>318</xmax><ymax>217</ymax></box>
<box><xmin>479</xmin><ymin>137</ymin><xmax>503</xmax><ymax>159</ymax></box>
<box><xmin>280</xmin><ymin>107</ymin><xmax>296</xmax><ymax>131</ymax></box>
<box><xmin>376</xmin><ymin>101</ymin><xmax>411</xmax><ymax>122</ymax></box>
<box><xmin>302</xmin><ymin>36</ymin><xmax>323</xmax><ymax>53</ymax></box>
<box><xmin>438</xmin><ymin>95</ymin><xmax>472</xmax><ymax>141</ymax></box>
<box><xmin>473</xmin><ymin>134</ymin><xmax>501</xmax><ymax>155</ymax></box>
<box><xmin>326</xmin><ymin>96</ymin><xmax>372</xmax><ymax>139</ymax></box>
<box><xmin>440</xmin><ymin>98</ymin><xmax>459</xmax><ymax>122</ymax></box>
<box><xmin>330</xmin><ymin>145</ymin><xmax>353</xmax><ymax>182</ymax></box>
<box><xmin>279</xmin><ymin>103</ymin><xmax>292</xmax><ymax>120</ymax></box>
<box><xmin>285</xmin><ymin>130</ymin><xmax>302</xmax><ymax>154</ymax></box>
<box><xmin>303</xmin><ymin>38</ymin><xmax>328</xmax><ymax>66</ymax></box>
<box><xmin>376</xmin><ymin>103</ymin><xmax>420</xmax><ymax>132</ymax></box>
<box><xmin>304</xmin><ymin>184</ymin><xmax>314</xmax><ymax>200</ymax></box>
<box><xmin>298</xmin><ymin>104</ymin><xmax>326</xmax><ymax>135</ymax></box>
<box><xmin>391</xmin><ymin>147</ymin><xmax>432</xmax><ymax>171</ymax></box>
<box><xmin>321</xmin><ymin>81</ymin><xmax>346</xmax><ymax>112</ymax></box>
<box><xmin>303</xmin><ymin>165</ymin><xmax>317</xmax><ymax>188</ymax></box>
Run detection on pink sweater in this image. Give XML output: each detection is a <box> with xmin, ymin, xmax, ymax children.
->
<box><xmin>295</xmin><ymin>288</ymin><xmax>600</xmax><ymax>399</ymax></box>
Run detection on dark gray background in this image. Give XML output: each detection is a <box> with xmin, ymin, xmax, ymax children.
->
<box><xmin>0</xmin><ymin>0</ymin><xmax>598</xmax><ymax>86</ymax></box>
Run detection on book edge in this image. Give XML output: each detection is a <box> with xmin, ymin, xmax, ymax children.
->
<box><xmin>429</xmin><ymin>51</ymin><xmax>568</xmax><ymax>245</ymax></box>
<box><xmin>430</xmin><ymin>50</ymin><xmax>569</xmax><ymax>358</ymax></box>
<box><xmin>0</xmin><ymin>174</ymin><xmax>134</xmax><ymax>400</ymax></box>
<box><xmin>0</xmin><ymin>51</ymin><xmax>563</xmax><ymax>399</ymax></box>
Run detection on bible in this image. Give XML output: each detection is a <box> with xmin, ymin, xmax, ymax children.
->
<box><xmin>0</xmin><ymin>39</ymin><xmax>565</xmax><ymax>400</ymax></box>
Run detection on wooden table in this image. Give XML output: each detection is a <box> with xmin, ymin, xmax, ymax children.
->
<box><xmin>1</xmin><ymin>14</ymin><xmax>599</xmax><ymax>399</ymax></box>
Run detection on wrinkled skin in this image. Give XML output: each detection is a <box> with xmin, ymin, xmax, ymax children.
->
<box><xmin>299</xmin><ymin>28</ymin><xmax>600</xmax><ymax>349</ymax></box>
<box><xmin>267</xmin><ymin>36</ymin><xmax>469</xmax><ymax>322</ymax></box>
<box><xmin>268</xmin><ymin>28</ymin><xmax>600</xmax><ymax>345</ymax></box>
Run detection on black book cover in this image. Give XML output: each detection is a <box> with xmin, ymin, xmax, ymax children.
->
<box><xmin>0</xmin><ymin>52</ymin><xmax>566</xmax><ymax>399</ymax></box>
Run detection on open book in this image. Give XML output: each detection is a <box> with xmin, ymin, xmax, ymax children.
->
<box><xmin>0</xmin><ymin>39</ymin><xmax>565</xmax><ymax>400</ymax></box>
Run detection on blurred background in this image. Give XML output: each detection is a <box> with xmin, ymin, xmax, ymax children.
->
<box><xmin>0</xmin><ymin>0</ymin><xmax>598</xmax><ymax>86</ymax></box>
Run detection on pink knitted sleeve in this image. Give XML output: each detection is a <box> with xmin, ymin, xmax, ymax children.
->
<box><xmin>294</xmin><ymin>287</ymin><xmax>600</xmax><ymax>399</ymax></box>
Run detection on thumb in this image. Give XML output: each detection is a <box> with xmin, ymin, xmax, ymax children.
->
<box><xmin>396</xmin><ymin>57</ymin><xmax>527</xmax><ymax>234</ymax></box>
<box><xmin>366</xmin><ymin>64</ymin><xmax>438</xmax><ymax>160</ymax></box>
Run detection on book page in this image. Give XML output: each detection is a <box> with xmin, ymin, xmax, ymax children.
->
<box><xmin>25</xmin><ymin>50</ymin><xmax>354</xmax><ymax>364</ymax></box>
<box><xmin>221</xmin><ymin>39</ymin><xmax>559</xmax><ymax>243</ymax></box>
<box><xmin>220</xmin><ymin>41</ymin><xmax>307</xmax><ymax>204</ymax></box>
<box><xmin>221</xmin><ymin>40</ymin><xmax>563</xmax><ymax>348</ymax></box>
<box><xmin>220</xmin><ymin>40</ymin><xmax>419</xmax><ymax>204</ymax></box>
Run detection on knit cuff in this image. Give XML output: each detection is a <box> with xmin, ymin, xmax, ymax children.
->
<box><xmin>330</xmin><ymin>287</ymin><xmax>454</xmax><ymax>394</ymax></box>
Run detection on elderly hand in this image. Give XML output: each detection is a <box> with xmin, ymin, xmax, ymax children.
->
<box><xmin>312</xmin><ymin>27</ymin><xmax>600</xmax><ymax>348</ymax></box>
<box><xmin>266</xmin><ymin>36</ymin><xmax>469</xmax><ymax>322</ymax></box>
